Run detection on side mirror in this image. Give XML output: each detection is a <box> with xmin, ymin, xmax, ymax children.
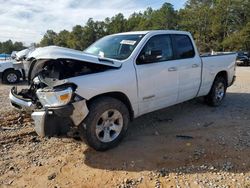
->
<box><xmin>139</xmin><ymin>50</ymin><xmax>163</xmax><ymax>64</ymax></box>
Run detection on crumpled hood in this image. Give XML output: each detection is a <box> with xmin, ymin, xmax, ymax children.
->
<box><xmin>15</xmin><ymin>49</ymin><xmax>30</xmax><ymax>60</ymax></box>
<box><xmin>14</xmin><ymin>48</ymin><xmax>35</xmax><ymax>60</ymax></box>
<box><xmin>27</xmin><ymin>46</ymin><xmax>121</xmax><ymax>68</ymax></box>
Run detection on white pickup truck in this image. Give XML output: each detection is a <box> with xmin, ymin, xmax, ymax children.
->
<box><xmin>9</xmin><ymin>30</ymin><xmax>236</xmax><ymax>151</ymax></box>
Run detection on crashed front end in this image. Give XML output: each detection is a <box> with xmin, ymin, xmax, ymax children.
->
<box><xmin>9</xmin><ymin>77</ymin><xmax>89</xmax><ymax>137</ymax></box>
<box><xmin>9</xmin><ymin>46</ymin><xmax>121</xmax><ymax>137</ymax></box>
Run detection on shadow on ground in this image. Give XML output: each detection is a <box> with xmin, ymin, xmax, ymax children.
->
<box><xmin>0</xmin><ymin>80</ymin><xmax>28</xmax><ymax>86</ymax></box>
<box><xmin>83</xmin><ymin>92</ymin><xmax>250</xmax><ymax>174</ymax></box>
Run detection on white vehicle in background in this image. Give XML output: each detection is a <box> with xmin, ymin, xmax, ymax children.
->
<box><xmin>9</xmin><ymin>30</ymin><xmax>236</xmax><ymax>151</ymax></box>
<box><xmin>0</xmin><ymin>48</ymin><xmax>34</xmax><ymax>84</ymax></box>
<box><xmin>0</xmin><ymin>59</ymin><xmax>22</xmax><ymax>84</ymax></box>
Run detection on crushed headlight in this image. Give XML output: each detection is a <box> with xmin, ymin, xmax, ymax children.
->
<box><xmin>36</xmin><ymin>87</ymin><xmax>73</xmax><ymax>107</ymax></box>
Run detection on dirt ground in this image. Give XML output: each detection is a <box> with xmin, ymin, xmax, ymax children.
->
<box><xmin>0</xmin><ymin>67</ymin><xmax>250</xmax><ymax>188</ymax></box>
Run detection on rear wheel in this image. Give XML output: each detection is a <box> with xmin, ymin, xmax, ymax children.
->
<box><xmin>82</xmin><ymin>97</ymin><xmax>129</xmax><ymax>151</ymax></box>
<box><xmin>2</xmin><ymin>70</ymin><xmax>21</xmax><ymax>84</ymax></box>
<box><xmin>205</xmin><ymin>76</ymin><xmax>227</xmax><ymax>106</ymax></box>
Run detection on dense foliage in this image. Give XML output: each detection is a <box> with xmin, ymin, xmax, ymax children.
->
<box><xmin>40</xmin><ymin>0</ymin><xmax>249</xmax><ymax>53</ymax></box>
<box><xmin>0</xmin><ymin>40</ymin><xmax>26</xmax><ymax>54</ymax></box>
<box><xmin>1</xmin><ymin>0</ymin><xmax>249</xmax><ymax>54</ymax></box>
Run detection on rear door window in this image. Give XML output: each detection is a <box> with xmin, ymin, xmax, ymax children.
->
<box><xmin>172</xmin><ymin>35</ymin><xmax>195</xmax><ymax>59</ymax></box>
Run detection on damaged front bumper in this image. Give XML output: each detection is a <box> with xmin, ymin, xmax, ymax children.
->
<box><xmin>32</xmin><ymin>100</ymin><xmax>88</xmax><ymax>136</ymax></box>
<box><xmin>9</xmin><ymin>87</ymin><xmax>89</xmax><ymax>137</ymax></box>
<box><xmin>9</xmin><ymin>87</ymin><xmax>35</xmax><ymax>111</ymax></box>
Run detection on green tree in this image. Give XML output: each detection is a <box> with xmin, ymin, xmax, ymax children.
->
<box><xmin>151</xmin><ymin>3</ymin><xmax>178</xmax><ymax>30</ymax></box>
<box><xmin>82</xmin><ymin>18</ymin><xmax>101</xmax><ymax>49</ymax></box>
<box><xmin>1</xmin><ymin>40</ymin><xmax>14</xmax><ymax>54</ymax></box>
<box><xmin>40</xmin><ymin>30</ymin><xmax>58</xmax><ymax>46</ymax></box>
<box><xmin>13</xmin><ymin>42</ymin><xmax>26</xmax><ymax>51</ymax></box>
<box><xmin>210</xmin><ymin>0</ymin><xmax>249</xmax><ymax>51</ymax></box>
<box><xmin>127</xmin><ymin>12</ymin><xmax>144</xmax><ymax>31</ymax></box>
<box><xmin>107</xmin><ymin>13</ymin><xmax>127</xmax><ymax>34</ymax></box>
<box><xmin>54</xmin><ymin>30</ymin><xmax>71</xmax><ymax>47</ymax></box>
<box><xmin>0</xmin><ymin>40</ymin><xmax>25</xmax><ymax>54</ymax></box>
<box><xmin>222</xmin><ymin>22</ymin><xmax>250</xmax><ymax>51</ymax></box>
<box><xmin>179</xmin><ymin>0</ymin><xmax>214</xmax><ymax>52</ymax></box>
<box><xmin>68</xmin><ymin>25</ymin><xmax>85</xmax><ymax>50</ymax></box>
<box><xmin>138</xmin><ymin>7</ymin><xmax>154</xmax><ymax>30</ymax></box>
<box><xmin>37</xmin><ymin>1</ymin><xmax>250</xmax><ymax>53</ymax></box>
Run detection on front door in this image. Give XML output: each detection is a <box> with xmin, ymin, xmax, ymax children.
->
<box><xmin>135</xmin><ymin>34</ymin><xmax>179</xmax><ymax>115</ymax></box>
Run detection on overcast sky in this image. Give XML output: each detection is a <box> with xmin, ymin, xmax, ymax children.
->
<box><xmin>0</xmin><ymin>0</ymin><xmax>186</xmax><ymax>45</ymax></box>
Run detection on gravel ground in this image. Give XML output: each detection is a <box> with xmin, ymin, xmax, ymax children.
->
<box><xmin>0</xmin><ymin>84</ymin><xmax>12</xmax><ymax>114</ymax></box>
<box><xmin>0</xmin><ymin>82</ymin><xmax>26</xmax><ymax>114</ymax></box>
<box><xmin>0</xmin><ymin>67</ymin><xmax>250</xmax><ymax>188</ymax></box>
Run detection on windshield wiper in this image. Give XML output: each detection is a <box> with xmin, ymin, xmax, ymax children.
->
<box><xmin>98</xmin><ymin>57</ymin><xmax>114</xmax><ymax>64</ymax></box>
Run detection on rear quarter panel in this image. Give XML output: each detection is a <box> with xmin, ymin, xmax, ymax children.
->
<box><xmin>198</xmin><ymin>53</ymin><xmax>237</xmax><ymax>96</ymax></box>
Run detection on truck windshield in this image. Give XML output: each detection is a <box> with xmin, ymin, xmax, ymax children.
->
<box><xmin>84</xmin><ymin>34</ymin><xmax>144</xmax><ymax>60</ymax></box>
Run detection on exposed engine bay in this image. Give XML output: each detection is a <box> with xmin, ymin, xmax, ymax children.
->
<box><xmin>13</xmin><ymin>58</ymin><xmax>117</xmax><ymax>110</ymax></box>
<box><xmin>29</xmin><ymin>59</ymin><xmax>115</xmax><ymax>82</ymax></box>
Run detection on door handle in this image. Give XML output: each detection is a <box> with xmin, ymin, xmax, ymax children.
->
<box><xmin>192</xmin><ymin>64</ymin><xmax>199</xmax><ymax>68</ymax></box>
<box><xmin>168</xmin><ymin>67</ymin><xmax>177</xmax><ymax>72</ymax></box>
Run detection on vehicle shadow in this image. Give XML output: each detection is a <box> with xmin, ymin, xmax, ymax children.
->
<box><xmin>0</xmin><ymin>80</ymin><xmax>28</xmax><ymax>86</ymax></box>
<box><xmin>0</xmin><ymin>78</ymin><xmax>28</xmax><ymax>87</ymax></box>
<box><xmin>83</xmin><ymin>92</ymin><xmax>250</xmax><ymax>174</ymax></box>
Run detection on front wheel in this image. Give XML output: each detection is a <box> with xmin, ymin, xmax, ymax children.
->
<box><xmin>205</xmin><ymin>76</ymin><xmax>227</xmax><ymax>106</ymax></box>
<box><xmin>82</xmin><ymin>97</ymin><xmax>129</xmax><ymax>151</ymax></box>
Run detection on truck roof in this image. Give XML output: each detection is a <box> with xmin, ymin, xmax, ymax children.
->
<box><xmin>114</xmin><ymin>30</ymin><xmax>191</xmax><ymax>36</ymax></box>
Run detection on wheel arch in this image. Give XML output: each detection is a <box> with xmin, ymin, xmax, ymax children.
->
<box><xmin>215</xmin><ymin>70</ymin><xmax>228</xmax><ymax>86</ymax></box>
<box><xmin>86</xmin><ymin>92</ymin><xmax>134</xmax><ymax>121</ymax></box>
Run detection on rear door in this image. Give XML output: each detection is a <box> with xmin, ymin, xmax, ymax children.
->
<box><xmin>135</xmin><ymin>34</ymin><xmax>179</xmax><ymax>115</ymax></box>
<box><xmin>172</xmin><ymin>34</ymin><xmax>202</xmax><ymax>103</ymax></box>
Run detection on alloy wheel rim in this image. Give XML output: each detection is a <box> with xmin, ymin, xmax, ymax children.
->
<box><xmin>95</xmin><ymin>109</ymin><xmax>123</xmax><ymax>143</ymax></box>
<box><xmin>7</xmin><ymin>73</ymin><xmax>17</xmax><ymax>83</ymax></box>
<box><xmin>215</xmin><ymin>82</ymin><xmax>225</xmax><ymax>101</ymax></box>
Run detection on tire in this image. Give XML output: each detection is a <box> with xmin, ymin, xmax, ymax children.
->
<box><xmin>82</xmin><ymin>97</ymin><xmax>130</xmax><ymax>151</ymax></box>
<box><xmin>2</xmin><ymin>70</ymin><xmax>21</xmax><ymax>84</ymax></box>
<box><xmin>244</xmin><ymin>60</ymin><xmax>248</xmax><ymax>66</ymax></box>
<box><xmin>205</xmin><ymin>76</ymin><xmax>227</xmax><ymax>106</ymax></box>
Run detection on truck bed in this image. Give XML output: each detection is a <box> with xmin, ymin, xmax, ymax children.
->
<box><xmin>198</xmin><ymin>53</ymin><xmax>237</xmax><ymax>96</ymax></box>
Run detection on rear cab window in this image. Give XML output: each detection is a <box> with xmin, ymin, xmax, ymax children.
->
<box><xmin>172</xmin><ymin>34</ymin><xmax>195</xmax><ymax>59</ymax></box>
